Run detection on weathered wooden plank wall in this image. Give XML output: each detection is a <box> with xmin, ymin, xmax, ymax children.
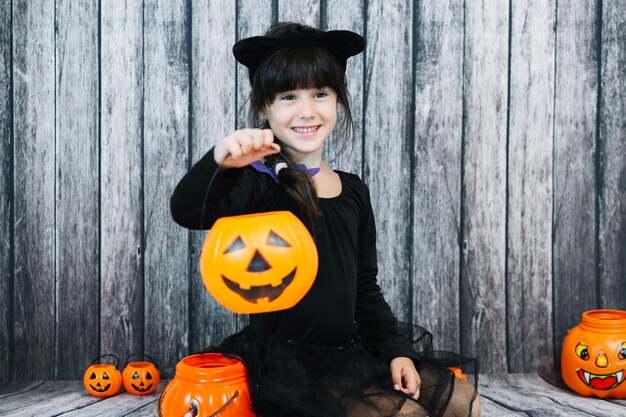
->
<box><xmin>0</xmin><ymin>0</ymin><xmax>624</xmax><ymax>382</ymax></box>
<box><xmin>0</xmin><ymin>0</ymin><xmax>12</xmax><ymax>384</ymax></box>
<box><xmin>507</xmin><ymin>0</ymin><xmax>555</xmax><ymax>373</ymax></box>
<box><xmin>55</xmin><ymin>0</ymin><xmax>99</xmax><ymax>380</ymax></box>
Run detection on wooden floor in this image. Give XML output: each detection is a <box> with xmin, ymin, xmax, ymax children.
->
<box><xmin>1</xmin><ymin>374</ymin><xmax>626</xmax><ymax>416</ymax></box>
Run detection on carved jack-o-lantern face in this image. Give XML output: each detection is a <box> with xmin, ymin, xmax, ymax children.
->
<box><xmin>561</xmin><ymin>310</ymin><xmax>626</xmax><ymax>398</ymax></box>
<box><xmin>200</xmin><ymin>211</ymin><xmax>318</xmax><ymax>314</ymax></box>
<box><xmin>122</xmin><ymin>361</ymin><xmax>160</xmax><ymax>396</ymax></box>
<box><xmin>83</xmin><ymin>364</ymin><xmax>122</xmax><ymax>398</ymax></box>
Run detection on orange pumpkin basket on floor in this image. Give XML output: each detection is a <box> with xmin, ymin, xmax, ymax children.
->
<box><xmin>561</xmin><ymin>309</ymin><xmax>626</xmax><ymax>398</ymax></box>
<box><xmin>122</xmin><ymin>354</ymin><xmax>160</xmax><ymax>396</ymax></box>
<box><xmin>158</xmin><ymin>353</ymin><xmax>256</xmax><ymax>417</ymax></box>
<box><xmin>83</xmin><ymin>354</ymin><xmax>122</xmax><ymax>398</ymax></box>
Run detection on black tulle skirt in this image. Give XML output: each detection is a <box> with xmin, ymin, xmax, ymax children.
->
<box><xmin>203</xmin><ymin>324</ymin><xmax>478</xmax><ymax>417</ymax></box>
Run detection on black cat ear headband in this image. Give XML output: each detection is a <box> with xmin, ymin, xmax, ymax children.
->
<box><xmin>233</xmin><ymin>29</ymin><xmax>365</xmax><ymax>84</ymax></box>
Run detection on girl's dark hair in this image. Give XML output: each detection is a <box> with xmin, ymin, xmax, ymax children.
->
<box><xmin>248</xmin><ymin>22</ymin><xmax>355</xmax><ymax>223</ymax></box>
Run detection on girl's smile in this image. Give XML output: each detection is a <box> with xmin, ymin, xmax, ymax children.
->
<box><xmin>291</xmin><ymin>125</ymin><xmax>322</xmax><ymax>138</ymax></box>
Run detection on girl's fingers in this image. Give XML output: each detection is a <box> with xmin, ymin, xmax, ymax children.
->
<box><xmin>215</xmin><ymin>129</ymin><xmax>278</xmax><ymax>167</ymax></box>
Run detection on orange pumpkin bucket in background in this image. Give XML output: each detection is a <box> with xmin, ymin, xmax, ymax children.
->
<box><xmin>158</xmin><ymin>353</ymin><xmax>255</xmax><ymax>417</ymax></box>
<box><xmin>83</xmin><ymin>354</ymin><xmax>122</xmax><ymax>398</ymax></box>
<box><xmin>122</xmin><ymin>354</ymin><xmax>160</xmax><ymax>396</ymax></box>
<box><xmin>200</xmin><ymin>211</ymin><xmax>318</xmax><ymax>314</ymax></box>
<box><xmin>561</xmin><ymin>309</ymin><xmax>626</xmax><ymax>398</ymax></box>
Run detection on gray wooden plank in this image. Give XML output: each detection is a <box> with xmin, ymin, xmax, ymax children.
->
<box><xmin>323</xmin><ymin>0</ymin><xmax>365</xmax><ymax>177</ymax></box>
<box><xmin>479</xmin><ymin>374</ymin><xmax>626</xmax><ymax>416</ymax></box>
<box><xmin>362</xmin><ymin>0</ymin><xmax>414</xmax><ymax>324</ymax></box>
<box><xmin>123</xmin><ymin>400</ymin><xmax>161</xmax><ymax>417</ymax></box>
<box><xmin>0</xmin><ymin>381</ymin><xmax>42</xmax><ymax>399</ymax></box>
<box><xmin>480</xmin><ymin>396</ymin><xmax>528</xmax><ymax>417</ymax></box>
<box><xmin>411</xmin><ymin>0</ymin><xmax>464</xmax><ymax>353</ymax></box>
<box><xmin>552</xmin><ymin>0</ymin><xmax>599</xmax><ymax>360</ymax></box>
<box><xmin>234</xmin><ymin>0</ymin><xmax>273</xmax><ymax>334</ymax></box>
<box><xmin>598</xmin><ymin>0</ymin><xmax>626</xmax><ymax>310</ymax></box>
<box><xmin>56</xmin><ymin>384</ymin><xmax>165</xmax><ymax>417</ymax></box>
<box><xmin>460</xmin><ymin>0</ymin><xmax>509</xmax><ymax>373</ymax></box>
<box><xmin>189</xmin><ymin>0</ymin><xmax>238</xmax><ymax>352</ymax></box>
<box><xmin>100</xmin><ymin>0</ymin><xmax>144</xmax><ymax>360</ymax></box>
<box><xmin>143</xmin><ymin>0</ymin><xmax>190</xmax><ymax>379</ymax></box>
<box><xmin>278</xmin><ymin>0</ymin><xmax>320</xmax><ymax>27</ymax></box>
<box><xmin>235</xmin><ymin>0</ymin><xmax>273</xmax><ymax>130</ymax></box>
<box><xmin>506</xmin><ymin>0</ymin><xmax>556</xmax><ymax>373</ymax></box>
<box><xmin>54</xmin><ymin>0</ymin><xmax>100</xmax><ymax>380</ymax></box>
<box><xmin>0</xmin><ymin>0</ymin><xmax>12</xmax><ymax>385</ymax></box>
<box><xmin>0</xmin><ymin>381</ymin><xmax>101</xmax><ymax>416</ymax></box>
<box><xmin>12</xmin><ymin>0</ymin><xmax>56</xmax><ymax>380</ymax></box>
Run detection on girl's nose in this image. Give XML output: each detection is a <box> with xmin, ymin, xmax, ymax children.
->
<box><xmin>297</xmin><ymin>99</ymin><xmax>315</xmax><ymax>118</ymax></box>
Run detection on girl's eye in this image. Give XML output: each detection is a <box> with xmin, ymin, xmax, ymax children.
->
<box><xmin>279</xmin><ymin>94</ymin><xmax>296</xmax><ymax>101</ymax></box>
<box><xmin>314</xmin><ymin>91</ymin><xmax>329</xmax><ymax>98</ymax></box>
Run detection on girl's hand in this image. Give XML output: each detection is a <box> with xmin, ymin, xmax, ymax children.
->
<box><xmin>390</xmin><ymin>356</ymin><xmax>421</xmax><ymax>400</ymax></box>
<box><xmin>214</xmin><ymin>128</ymin><xmax>280</xmax><ymax>168</ymax></box>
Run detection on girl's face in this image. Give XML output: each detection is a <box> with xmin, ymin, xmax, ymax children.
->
<box><xmin>263</xmin><ymin>87</ymin><xmax>338</xmax><ymax>159</ymax></box>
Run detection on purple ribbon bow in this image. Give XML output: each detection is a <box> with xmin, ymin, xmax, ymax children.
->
<box><xmin>251</xmin><ymin>160</ymin><xmax>320</xmax><ymax>183</ymax></box>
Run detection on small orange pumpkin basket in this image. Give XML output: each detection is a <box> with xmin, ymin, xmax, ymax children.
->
<box><xmin>122</xmin><ymin>354</ymin><xmax>160</xmax><ymax>396</ymax></box>
<box><xmin>158</xmin><ymin>353</ymin><xmax>256</xmax><ymax>417</ymax></box>
<box><xmin>83</xmin><ymin>354</ymin><xmax>122</xmax><ymax>398</ymax></box>
<box><xmin>561</xmin><ymin>309</ymin><xmax>626</xmax><ymax>398</ymax></box>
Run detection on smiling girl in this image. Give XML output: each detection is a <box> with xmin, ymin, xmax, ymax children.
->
<box><xmin>171</xmin><ymin>22</ymin><xmax>479</xmax><ymax>417</ymax></box>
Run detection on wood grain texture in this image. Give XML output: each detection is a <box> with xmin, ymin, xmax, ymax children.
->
<box><xmin>0</xmin><ymin>381</ymin><xmax>100</xmax><ymax>416</ymax></box>
<box><xmin>0</xmin><ymin>0</ymin><xmax>12</xmax><ymax>385</ymax></box>
<box><xmin>234</xmin><ymin>0</ymin><xmax>274</xmax><ymax>333</ymax></box>
<box><xmin>189</xmin><ymin>0</ymin><xmax>238</xmax><ymax>352</ymax></box>
<box><xmin>54</xmin><ymin>0</ymin><xmax>100</xmax><ymax>380</ymax></box>
<box><xmin>460</xmin><ymin>0</ymin><xmax>509</xmax><ymax>373</ymax></box>
<box><xmin>552</xmin><ymin>0</ymin><xmax>598</xmax><ymax>360</ymax></box>
<box><xmin>323</xmin><ymin>0</ymin><xmax>365</xmax><ymax>176</ymax></box>
<box><xmin>12</xmin><ymin>0</ymin><xmax>56</xmax><ymax>380</ymax></box>
<box><xmin>598</xmin><ymin>0</ymin><xmax>626</xmax><ymax>310</ymax></box>
<box><xmin>235</xmin><ymin>0</ymin><xmax>273</xmax><ymax>131</ymax></box>
<box><xmin>277</xmin><ymin>0</ymin><xmax>320</xmax><ymax>27</ymax></box>
<box><xmin>100</xmin><ymin>0</ymin><xmax>144</xmax><ymax>360</ymax></box>
<box><xmin>479</xmin><ymin>396</ymin><xmax>528</xmax><ymax>417</ymax></box>
<box><xmin>411</xmin><ymin>0</ymin><xmax>464</xmax><ymax>352</ymax></box>
<box><xmin>363</xmin><ymin>0</ymin><xmax>413</xmax><ymax>322</ymax></box>
<box><xmin>479</xmin><ymin>374</ymin><xmax>626</xmax><ymax>416</ymax></box>
<box><xmin>4</xmin><ymin>376</ymin><xmax>626</xmax><ymax>416</ymax></box>
<box><xmin>143</xmin><ymin>0</ymin><xmax>190</xmax><ymax>378</ymax></box>
<box><xmin>506</xmin><ymin>0</ymin><xmax>555</xmax><ymax>372</ymax></box>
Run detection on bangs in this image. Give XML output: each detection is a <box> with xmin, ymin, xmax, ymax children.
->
<box><xmin>254</xmin><ymin>46</ymin><xmax>345</xmax><ymax>106</ymax></box>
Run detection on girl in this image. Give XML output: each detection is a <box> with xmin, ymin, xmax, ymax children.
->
<box><xmin>171</xmin><ymin>22</ymin><xmax>480</xmax><ymax>417</ymax></box>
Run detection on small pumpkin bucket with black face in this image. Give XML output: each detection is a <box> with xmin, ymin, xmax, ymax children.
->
<box><xmin>83</xmin><ymin>354</ymin><xmax>122</xmax><ymax>398</ymax></box>
<box><xmin>122</xmin><ymin>354</ymin><xmax>160</xmax><ymax>396</ymax></box>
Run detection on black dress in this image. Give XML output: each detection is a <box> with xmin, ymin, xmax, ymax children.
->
<box><xmin>170</xmin><ymin>149</ymin><xmax>478</xmax><ymax>417</ymax></box>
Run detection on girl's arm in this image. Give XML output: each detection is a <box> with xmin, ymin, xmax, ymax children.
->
<box><xmin>170</xmin><ymin>147</ymin><xmax>246</xmax><ymax>229</ymax></box>
<box><xmin>170</xmin><ymin>129</ymin><xmax>279</xmax><ymax>230</ymax></box>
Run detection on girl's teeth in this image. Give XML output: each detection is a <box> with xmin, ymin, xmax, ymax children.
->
<box><xmin>293</xmin><ymin>127</ymin><xmax>317</xmax><ymax>133</ymax></box>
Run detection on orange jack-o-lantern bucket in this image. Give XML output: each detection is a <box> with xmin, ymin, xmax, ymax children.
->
<box><xmin>561</xmin><ymin>309</ymin><xmax>626</xmax><ymax>398</ymax></box>
<box><xmin>83</xmin><ymin>354</ymin><xmax>122</xmax><ymax>398</ymax></box>
<box><xmin>448</xmin><ymin>367</ymin><xmax>468</xmax><ymax>381</ymax></box>
<box><xmin>158</xmin><ymin>353</ymin><xmax>255</xmax><ymax>417</ymax></box>
<box><xmin>122</xmin><ymin>354</ymin><xmax>160</xmax><ymax>396</ymax></box>
<box><xmin>200</xmin><ymin>211</ymin><xmax>318</xmax><ymax>314</ymax></box>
